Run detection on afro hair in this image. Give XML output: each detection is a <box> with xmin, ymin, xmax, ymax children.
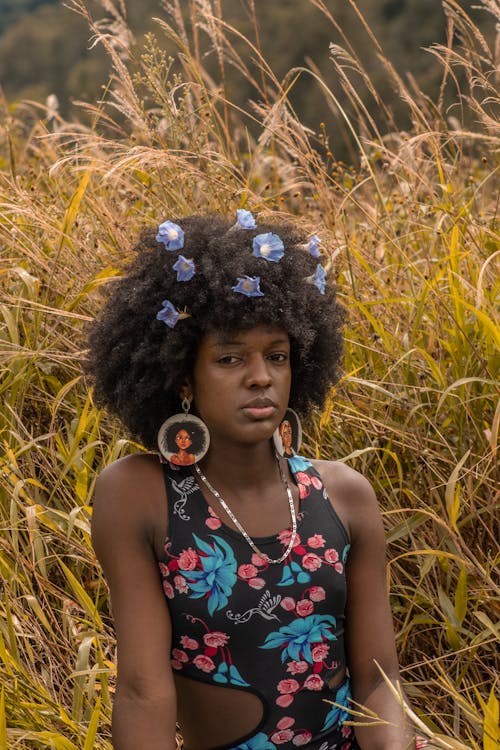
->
<box><xmin>86</xmin><ymin>214</ymin><xmax>344</xmax><ymax>450</ymax></box>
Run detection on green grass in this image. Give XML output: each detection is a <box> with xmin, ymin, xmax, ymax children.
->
<box><xmin>1</xmin><ymin>0</ymin><xmax>498</xmax><ymax>748</ymax></box>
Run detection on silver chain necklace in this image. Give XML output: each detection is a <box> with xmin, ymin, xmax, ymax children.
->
<box><xmin>193</xmin><ymin>456</ymin><xmax>297</xmax><ymax>565</ymax></box>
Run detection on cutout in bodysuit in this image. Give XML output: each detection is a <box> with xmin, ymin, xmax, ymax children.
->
<box><xmin>159</xmin><ymin>456</ymin><xmax>358</xmax><ymax>750</ymax></box>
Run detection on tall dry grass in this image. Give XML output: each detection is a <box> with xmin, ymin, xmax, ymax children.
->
<box><xmin>0</xmin><ymin>1</ymin><xmax>498</xmax><ymax>748</ymax></box>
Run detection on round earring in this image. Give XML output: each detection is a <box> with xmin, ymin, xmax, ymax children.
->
<box><xmin>273</xmin><ymin>408</ymin><xmax>302</xmax><ymax>458</ymax></box>
<box><xmin>157</xmin><ymin>397</ymin><xmax>210</xmax><ymax>466</ymax></box>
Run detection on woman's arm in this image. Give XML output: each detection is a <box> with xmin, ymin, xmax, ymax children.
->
<box><xmin>92</xmin><ymin>455</ymin><xmax>177</xmax><ymax>750</ymax></box>
<box><xmin>319</xmin><ymin>461</ymin><xmax>414</xmax><ymax>750</ymax></box>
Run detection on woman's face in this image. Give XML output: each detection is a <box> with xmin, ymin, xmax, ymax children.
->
<box><xmin>189</xmin><ymin>325</ymin><xmax>291</xmax><ymax>449</ymax></box>
<box><xmin>175</xmin><ymin>429</ymin><xmax>192</xmax><ymax>451</ymax></box>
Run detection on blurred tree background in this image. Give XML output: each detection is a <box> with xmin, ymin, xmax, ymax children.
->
<box><xmin>0</xmin><ymin>0</ymin><xmax>490</xmax><ymax>159</ymax></box>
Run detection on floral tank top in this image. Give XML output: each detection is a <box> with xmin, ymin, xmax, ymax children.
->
<box><xmin>158</xmin><ymin>456</ymin><xmax>357</xmax><ymax>750</ymax></box>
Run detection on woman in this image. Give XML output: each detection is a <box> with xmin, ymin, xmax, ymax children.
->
<box><xmin>87</xmin><ymin>213</ymin><xmax>413</xmax><ymax>749</ymax></box>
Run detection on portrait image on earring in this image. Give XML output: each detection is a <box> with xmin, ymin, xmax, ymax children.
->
<box><xmin>273</xmin><ymin>408</ymin><xmax>302</xmax><ymax>457</ymax></box>
<box><xmin>157</xmin><ymin>413</ymin><xmax>210</xmax><ymax>466</ymax></box>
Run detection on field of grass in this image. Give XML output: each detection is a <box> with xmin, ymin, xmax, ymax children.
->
<box><xmin>0</xmin><ymin>1</ymin><xmax>498</xmax><ymax>748</ymax></box>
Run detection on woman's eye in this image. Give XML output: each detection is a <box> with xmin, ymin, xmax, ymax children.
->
<box><xmin>217</xmin><ymin>355</ymin><xmax>240</xmax><ymax>365</ymax></box>
<box><xmin>268</xmin><ymin>352</ymin><xmax>288</xmax><ymax>363</ymax></box>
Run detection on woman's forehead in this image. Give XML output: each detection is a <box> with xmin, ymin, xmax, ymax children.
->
<box><xmin>202</xmin><ymin>325</ymin><xmax>290</xmax><ymax>348</ymax></box>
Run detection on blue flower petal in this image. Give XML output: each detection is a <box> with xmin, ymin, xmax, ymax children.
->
<box><xmin>156</xmin><ymin>220</ymin><xmax>184</xmax><ymax>251</ymax></box>
<box><xmin>186</xmin><ymin>534</ymin><xmax>237</xmax><ymax>615</ymax></box>
<box><xmin>232</xmin><ymin>733</ymin><xmax>277</xmax><ymax>750</ymax></box>
<box><xmin>213</xmin><ymin>663</ymin><xmax>228</xmax><ymax>684</ymax></box>
<box><xmin>321</xmin><ymin>679</ymin><xmax>352</xmax><ymax>731</ymax></box>
<box><xmin>236</xmin><ymin>209</ymin><xmax>257</xmax><ymax>229</ymax></box>
<box><xmin>232</xmin><ymin>275</ymin><xmax>264</xmax><ymax>297</ymax></box>
<box><xmin>173</xmin><ymin>255</ymin><xmax>195</xmax><ymax>282</ymax></box>
<box><xmin>277</xmin><ymin>564</ymin><xmax>294</xmax><ymax>587</ymax></box>
<box><xmin>229</xmin><ymin>664</ymin><xmax>250</xmax><ymax>686</ymax></box>
<box><xmin>156</xmin><ymin>299</ymin><xmax>179</xmax><ymax>328</ymax></box>
<box><xmin>307</xmin><ymin>235</ymin><xmax>322</xmax><ymax>258</ymax></box>
<box><xmin>252</xmin><ymin>233</ymin><xmax>285</xmax><ymax>263</ymax></box>
<box><xmin>305</xmin><ymin>263</ymin><xmax>326</xmax><ymax>294</ymax></box>
<box><xmin>261</xmin><ymin>614</ymin><xmax>337</xmax><ymax>664</ymax></box>
<box><xmin>287</xmin><ymin>455</ymin><xmax>312</xmax><ymax>473</ymax></box>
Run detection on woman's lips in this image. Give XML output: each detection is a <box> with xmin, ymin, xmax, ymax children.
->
<box><xmin>241</xmin><ymin>399</ymin><xmax>277</xmax><ymax>420</ymax></box>
<box><xmin>242</xmin><ymin>405</ymin><xmax>276</xmax><ymax>419</ymax></box>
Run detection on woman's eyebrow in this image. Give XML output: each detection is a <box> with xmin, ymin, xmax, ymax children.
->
<box><xmin>210</xmin><ymin>337</ymin><xmax>289</xmax><ymax>348</ymax></box>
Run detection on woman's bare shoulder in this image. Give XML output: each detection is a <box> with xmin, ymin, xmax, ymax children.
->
<box><xmin>97</xmin><ymin>451</ymin><xmax>161</xmax><ymax>483</ymax></box>
<box><xmin>309</xmin><ymin>458</ymin><xmax>380</xmax><ymax>538</ymax></box>
<box><xmin>310</xmin><ymin>458</ymin><xmax>376</xmax><ymax>503</ymax></box>
<box><xmin>93</xmin><ymin>453</ymin><xmax>166</xmax><ymax>537</ymax></box>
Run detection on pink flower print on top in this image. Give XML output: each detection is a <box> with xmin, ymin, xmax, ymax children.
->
<box><xmin>278</xmin><ymin>530</ymin><xmax>301</xmax><ymax>548</ymax></box>
<box><xmin>171</xmin><ymin>648</ymin><xmax>189</xmax><ymax>663</ymax></box>
<box><xmin>206</xmin><ymin>506</ymin><xmax>222</xmax><ymax>530</ymax></box>
<box><xmin>324</xmin><ymin>548</ymin><xmax>339</xmax><ymax>564</ymax></box>
<box><xmin>178</xmin><ymin>547</ymin><xmax>199</xmax><ymax>571</ymax></box>
<box><xmin>286</xmin><ymin>660</ymin><xmax>309</xmax><ymax>675</ymax></box>
<box><xmin>203</xmin><ymin>632</ymin><xmax>229</xmax><ymax>648</ymax></box>
<box><xmin>277</xmin><ymin>679</ymin><xmax>300</xmax><ymax>694</ymax></box>
<box><xmin>158</xmin><ymin>562</ymin><xmax>170</xmax><ymax>577</ymax></box>
<box><xmin>311</xmin><ymin>643</ymin><xmax>329</xmax><ymax>662</ymax></box>
<box><xmin>248</xmin><ymin>577</ymin><xmax>265</xmax><ymax>590</ymax></box>
<box><xmin>296</xmin><ymin>599</ymin><xmax>314</xmax><ymax>617</ymax></box>
<box><xmin>280</xmin><ymin>597</ymin><xmax>296</xmax><ymax>612</ymax></box>
<box><xmin>307</xmin><ymin>534</ymin><xmax>325</xmax><ymax>548</ymax></box>
<box><xmin>295</xmin><ymin>472</ymin><xmax>311</xmax><ymax>486</ymax></box>
<box><xmin>302</xmin><ymin>553</ymin><xmax>322</xmax><ymax>571</ymax></box>
<box><xmin>309</xmin><ymin>586</ymin><xmax>326</xmax><ymax>602</ymax></box>
<box><xmin>303</xmin><ymin>674</ymin><xmax>324</xmax><ymax>691</ymax></box>
<box><xmin>180</xmin><ymin>636</ymin><xmax>199</xmax><ymax>650</ymax></box>
<box><xmin>174</xmin><ymin>575</ymin><xmax>189</xmax><ymax>594</ymax></box>
<box><xmin>276</xmin><ymin>694</ymin><xmax>294</xmax><ymax>708</ymax></box>
<box><xmin>193</xmin><ymin>654</ymin><xmax>216</xmax><ymax>673</ymax></box>
<box><xmin>271</xmin><ymin>729</ymin><xmax>294</xmax><ymax>744</ymax></box>
<box><xmin>238</xmin><ymin>563</ymin><xmax>258</xmax><ymax>580</ymax></box>
<box><xmin>251</xmin><ymin>553</ymin><xmax>267</xmax><ymax>567</ymax></box>
<box><xmin>163</xmin><ymin>580</ymin><xmax>174</xmax><ymax>599</ymax></box>
<box><xmin>293</xmin><ymin>731</ymin><xmax>313</xmax><ymax>746</ymax></box>
<box><xmin>310</xmin><ymin>475</ymin><xmax>323</xmax><ymax>490</ymax></box>
<box><xmin>276</xmin><ymin>717</ymin><xmax>295</xmax><ymax>730</ymax></box>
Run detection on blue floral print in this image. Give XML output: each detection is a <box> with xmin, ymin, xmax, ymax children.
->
<box><xmin>321</xmin><ymin>679</ymin><xmax>352</xmax><ymax>731</ymax></box>
<box><xmin>277</xmin><ymin>561</ymin><xmax>311</xmax><ymax>587</ymax></box>
<box><xmin>232</xmin><ymin>733</ymin><xmax>276</xmax><ymax>750</ymax></box>
<box><xmin>213</xmin><ymin>662</ymin><xmax>249</xmax><ymax>687</ymax></box>
<box><xmin>287</xmin><ymin>455</ymin><xmax>312</xmax><ymax>473</ymax></box>
<box><xmin>261</xmin><ymin>614</ymin><xmax>337</xmax><ymax>664</ymax></box>
<box><xmin>187</xmin><ymin>534</ymin><xmax>237</xmax><ymax>615</ymax></box>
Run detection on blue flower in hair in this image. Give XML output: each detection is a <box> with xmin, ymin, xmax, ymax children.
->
<box><xmin>156</xmin><ymin>221</ymin><xmax>184</xmax><ymax>251</ymax></box>
<box><xmin>156</xmin><ymin>299</ymin><xmax>179</xmax><ymax>328</ymax></box>
<box><xmin>173</xmin><ymin>255</ymin><xmax>195</xmax><ymax>282</ymax></box>
<box><xmin>252</xmin><ymin>233</ymin><xmax>284</xmax><ymax>263</ymax></box>
<box><xmin>308</xmin><ymin>235</ymin><xmax>322</xmax><ymax>258</ymax></box>
<box><xmin>232</xmin><ymin>276</ymin><xmax>264</xmax><ymax>297</ymax></box>
<box><xmin>236</xmin><ymin>209</ymin><xmax>256</xmax><ymax>229</ymax></box>
<box><xmin>305</xmin><ymin>264</ymin><xmax>326</xmax><ymax>294</ymax></box>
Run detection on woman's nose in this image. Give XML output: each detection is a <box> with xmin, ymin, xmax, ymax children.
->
<box><xmin>245</xmin><ymin>354</ymin><xmax>272</xmax><ymax>387</ymax></box>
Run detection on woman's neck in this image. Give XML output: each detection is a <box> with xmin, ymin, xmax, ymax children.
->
<box><xmin>199</xmin><ymin>439</ymin><xmax>278</xmax><ymax>492</ymax></box>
